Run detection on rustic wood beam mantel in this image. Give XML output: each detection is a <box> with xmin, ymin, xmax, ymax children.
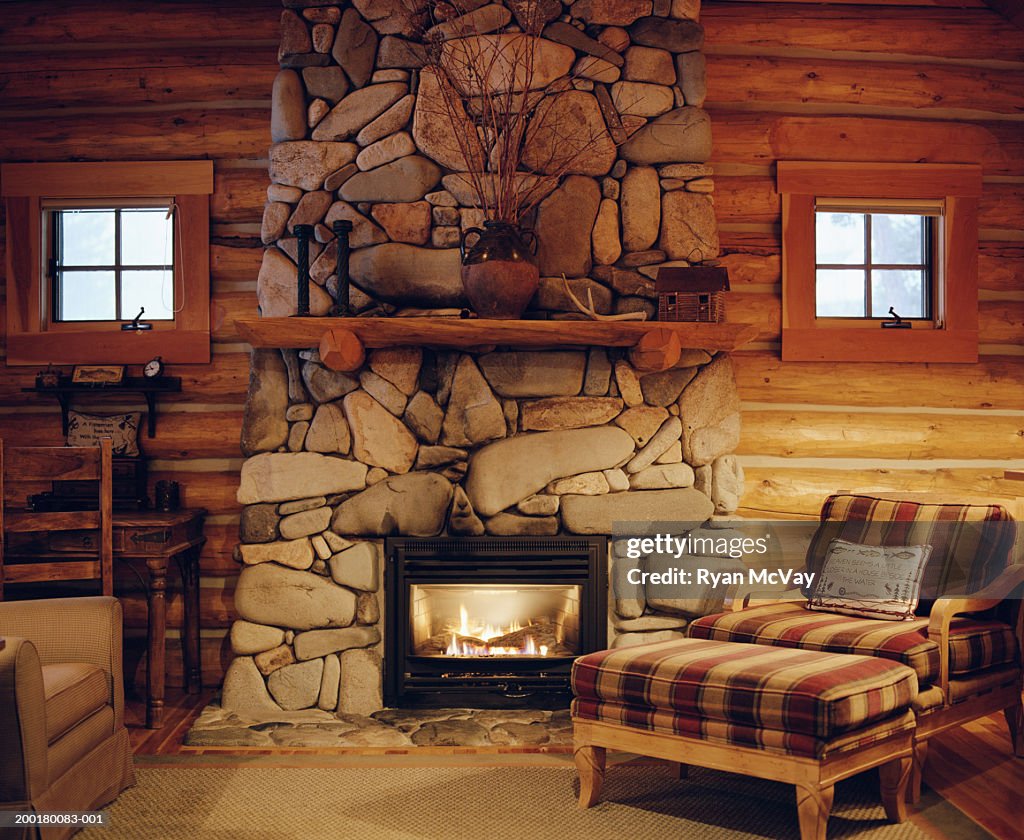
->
<box><xmin>234</xmin><ymin>317</ymin><xmax>759</xmax><ymax>372</ymax></box>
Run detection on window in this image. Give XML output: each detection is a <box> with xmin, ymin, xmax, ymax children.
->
<box><xmin>1</xmin><ymin>161</ymin><xmax>212</xmax><ymax>365</ymax></box>
<box><xmin>778</xmin><ymin>162</ymin><xmax>981</xmax><ymax>363</ymax></box>
<box><xmin>49</xmin><ymin>203</ymin><xmax>175</xmax><ymax>322</ymax></box>
<box><xmin>814</xmin><ymin>202</ymin><xmax>937</xmax><ymax>320</ymax></box>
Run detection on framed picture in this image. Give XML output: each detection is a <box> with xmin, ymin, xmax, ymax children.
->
<box><xmin>71</xmin><ymin>364</ymin><xmax>125</xmax><ymax>386</ymax></box>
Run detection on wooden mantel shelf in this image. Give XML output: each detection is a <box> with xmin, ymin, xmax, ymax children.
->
<box><xmin>234</xmin><ymin>316</ymin><xmax>759</xmax><ymax>374</ymax></box>
<box><xmin>234</xmin><ymin>317</ymin><xmax>759</xmax><ymax>354</ymax></box>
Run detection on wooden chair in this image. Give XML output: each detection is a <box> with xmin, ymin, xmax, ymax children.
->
<box><xmin>0</xmin><ymin>438</ymin><xmax>113</xmax><ymax>599</ymax></box>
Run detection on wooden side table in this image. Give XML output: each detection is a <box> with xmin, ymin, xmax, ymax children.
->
<box><xmin>113</xmin><ymin>509</ymin><xmax>206</xmax><ymax>728</ymax></box>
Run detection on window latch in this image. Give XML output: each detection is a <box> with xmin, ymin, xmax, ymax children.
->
<box><xmin>881</xmin><ymin>307</ymin><xmax>911</xmax><ymax>329</ymax></box>
<box><xmin>121</xmin><ymin>306</ymin><xmax>153</xmax><ymax>332</ymax></box>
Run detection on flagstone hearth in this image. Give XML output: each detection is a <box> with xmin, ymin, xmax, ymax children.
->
<box><xmin>186</xmin><ymin>705</ymin><xmax>572</xmax><ymax>748</ymax></box>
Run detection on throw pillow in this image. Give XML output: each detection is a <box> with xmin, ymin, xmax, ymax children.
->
<box><xmin>66</xmin><ymin>410</ymin><xmax>141</xmax><ymax>457</ymax></box>
<box><xmin>807</xmin><ymin>538</ymin><xmax>931</xmax><ymax>621</ymax></box>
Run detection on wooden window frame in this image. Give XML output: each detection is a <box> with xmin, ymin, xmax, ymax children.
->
<box><xmin>1</xmin><ymin>161</ymin><xmax>212</xmax><ymax>365</ymax></box>
<box><xmin>778</xmin><ymin>161</ymin><xmax>981</xmax><ymax>363</ymax></box>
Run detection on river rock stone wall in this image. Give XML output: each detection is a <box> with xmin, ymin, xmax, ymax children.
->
<box><xmin>222</xmin><ymin>0</ymin><xmax>737</xmax><ymax>716</ymax></box>
<box><xmin>224</xmin><ymin>346</ymin><xmax>743</xmax><ymax>715</ymax></box>
<box><xmin>260</xmin><ymin>0</ymin><xmax>716</xmax><ymax>318</ymax></box>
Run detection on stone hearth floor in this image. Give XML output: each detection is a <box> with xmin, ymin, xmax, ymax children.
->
<box><xmin>185</xmin><ymin>703</ymin><xmax>573</xmax><ymax>749</ymax></box>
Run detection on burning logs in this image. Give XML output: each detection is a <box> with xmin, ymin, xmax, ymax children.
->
<box><xmin>415</xmin><ymin>620</ymin><xmax>572</xmax><ymax>657</ymax></box>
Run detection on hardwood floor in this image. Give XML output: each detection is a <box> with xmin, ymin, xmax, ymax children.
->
<box><xmin>126</xmin><ymin>691</ymin><xmax>1021</xmax><ymax>837</ymax></box>
<box><xmin>126</xmin><ymin>688</ymin><xmax>215</xmax><ymax>756</ymax></box>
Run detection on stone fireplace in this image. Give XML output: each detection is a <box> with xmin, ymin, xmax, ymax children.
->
<box><xmin>386</xmin><ymin>536</ymin><xmax>606</xmax><ymax>708</ymax></box>
<box><xmin>221</xmin><ymin>0</ymin><xmax>743</xmax><ymax>720</ymax></box>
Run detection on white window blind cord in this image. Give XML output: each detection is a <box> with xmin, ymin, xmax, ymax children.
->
<box><xmin>163</xmin><ymin>200</ymin><xmax>186</xmax><ymax>315</ymax></box>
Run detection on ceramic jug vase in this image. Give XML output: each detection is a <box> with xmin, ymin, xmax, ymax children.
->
<box><xmin>459</xmin><ymin>221</ymin><xmax>539</xmax><ymax>319</ymax></box>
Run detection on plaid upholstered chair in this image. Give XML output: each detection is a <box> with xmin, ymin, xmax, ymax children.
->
<box><xmin>688</xmin><ymin>494</ymin><xmax>1023</xmax><ymax>802</ymax></box>
<box><xmin>0</xmin><ymin>596</ymin><xmax>135</xmax><ymax>837</ymax></box>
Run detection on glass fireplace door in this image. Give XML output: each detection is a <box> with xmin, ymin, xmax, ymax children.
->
<box><xmin>410</xmin><ymin>584</ymin><xmax>581</xmax><ymax>658</ymax></box>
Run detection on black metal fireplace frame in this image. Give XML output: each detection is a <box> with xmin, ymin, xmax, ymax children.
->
<box><xmin>384</xmin><ymin>536</ymin><xmax>607</xmax><ymax>708</ymax></box>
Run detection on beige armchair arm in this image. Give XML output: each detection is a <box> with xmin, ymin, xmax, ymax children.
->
<box><xmin>0</xmin><ymin>597</ymin><xmax>125</xmax><ymax>727</ymax></box>
<box><xmin>927</xmin><ymin>564</ymin><xmax>1024</xmax><ymax>702</ymax></box>
<box><xmin>0</xmin><ymin>638</ymin><xmax>49</xmax><ymax>804</ymax></box>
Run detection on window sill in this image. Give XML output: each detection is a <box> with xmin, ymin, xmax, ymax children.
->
<box><xmin>6</xmin><ymin>328</ymin><xmax>211</xmax><ymax>365</ymax></box>
<box><xmin>781</xmin><ymin>327</ymin><xmax>978</xmax><ymax>363</ymax></box>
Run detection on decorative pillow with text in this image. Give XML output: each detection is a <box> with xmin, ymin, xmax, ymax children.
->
<box><xmin>66</xmin><ymin>410</ymin><xmax>141</xmax><ymax>457</ymax></box>
<box><xmin>807</xmin><ymin>538</ymin><xmax>931</xmax><ymax>621</ymax></box>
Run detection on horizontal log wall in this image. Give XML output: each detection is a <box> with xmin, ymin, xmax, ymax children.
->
<box><xmin>703</xmin><ymin>0</ymin><xmax>1024</xmax><ymax>516</ymax></box>
<box><xmin>0</xmin><ymin>0</ymin><xmax>279</xmax><ymax>686</ymax></box>
<box><xmin>2</xmin><ymin>0</ymin><xmax>1022</xmax><ymax>685</ymax></box>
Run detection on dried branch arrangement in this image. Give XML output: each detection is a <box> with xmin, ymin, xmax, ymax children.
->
<box><xmin>416</xmin><ymin>0</ymin><xmax>617</xmax><ymax>225</ymax></box>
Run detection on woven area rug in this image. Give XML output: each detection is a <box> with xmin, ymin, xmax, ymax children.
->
<box><xmin>77</xmin><ymin>763</ymin><xmax>965</xmax><ymax>840</ymax></box>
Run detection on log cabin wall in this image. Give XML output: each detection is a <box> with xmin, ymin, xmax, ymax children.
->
<box><xmin>0</xmin><ymin>0</ymin><xmax>282</xmax><ymax>687</ymax></box>
<box><xmin>702</xmin><ymin>0</ymin><xmax>1024</xmax><ymax>518</ymax></box>
<box><xmin>1</xmin><ymin>0</ymin><xmax>1022</xmax><ymax>688</ymax></box>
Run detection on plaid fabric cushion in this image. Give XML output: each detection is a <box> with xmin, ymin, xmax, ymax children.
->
<box><xmin>570</xmin><ymin>699</ymin><xmax>916</xmax><ymax>760</ymax></box>
<box><xmin>689</xmin><ymin>602</ymin><xmax>940</xmax><ymax>683</ymax></box>
<box><xmin>804</xmin><ymin>495</ymin><xmax>1016</xmax><ymax>612</ymax></box>
<box><xmin>948</xmin><ymin>618</ymin><xmax>1020</xmax><ymax>675</ymax></box>
<box><xmin>572</xmin><ymin>637</ymin><xmax>916</xmax><ymax>741</ymax></box>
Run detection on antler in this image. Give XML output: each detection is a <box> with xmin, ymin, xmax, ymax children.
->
<box><xmin>562</xmin><ymin>275</ymin><xmax>648</xmax><ymax>321</ymax></box>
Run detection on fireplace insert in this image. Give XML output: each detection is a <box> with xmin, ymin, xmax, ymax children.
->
<box><xmin>384</xmin><ymin>537</ymin><xmax>607</xmax><ymax>708</ymax></box>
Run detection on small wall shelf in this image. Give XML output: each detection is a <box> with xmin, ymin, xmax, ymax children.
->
<box><xmin>234</xmin><ymin>316</ymin><xmax>759</xmax><ymax>354</ymax></box>
<box><xmin>23</xmin><ymin>377</ymin><xmax>182</xmax><ymax>438</ymax></box>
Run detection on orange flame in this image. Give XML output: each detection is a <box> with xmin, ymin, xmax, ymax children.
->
<box><xmin>443</xmin><ymin>603</ymin><xmax>547</xmax><ymax>657</ymax></box>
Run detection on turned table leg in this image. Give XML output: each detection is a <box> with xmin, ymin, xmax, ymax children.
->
<box><xmin>176</xmin><ymin>545</ymin><xmax>202</xmax><ymax>694</ymax></box>
<box><xmin>145</xmin><ymin>557</ymin><xmax>167</xmax><ymax>729</ymax></box>
<box><xmin>879</xmin><ymin>755</ymin><xmax>911</xmax><ymax>823</ymax></box>
<box><xmin>574</xmin><ymin>744</ymin><xmax>606</xmax><ymax>808</ymax></box>
<box><xmin>796</xmin><ymin>784</ymin><xmax>834</xmax><ymax>840</ymax></box>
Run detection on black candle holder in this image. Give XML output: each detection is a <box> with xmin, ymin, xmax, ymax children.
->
<box><xmin>293</xmin><ymin>223</ymin><xmax>314</xmax><ymax>317</ymax></box>
<box><xmin>332</xmin><ymin>219</ymin><xmax>354</xmax><ymax>317</ymax></box>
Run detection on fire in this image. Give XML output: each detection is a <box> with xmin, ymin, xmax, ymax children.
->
<box><xmin>443</xmin><ymin>603</ymin><xmax>548</xmax><ymax>657</ymax></box>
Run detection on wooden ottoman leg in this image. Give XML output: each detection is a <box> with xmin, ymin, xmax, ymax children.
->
<box><xmin>879</xmin><ymin>756</ymin><xmax>911</xmax><ymax>823</ymax></box>
<box><xmin>908</xmin><ymin>740</ymin><xmax>928</xmax><ymax>803</ymax></box>
<box><xmin>670</xmin><ymin>761</ymin><xmax>688</xmax><ymax>779</ymax></box>
<box><xmin>575</xmin><ymin>744</ymin><xmax>606</xmax><ymax>809</ymax></box>
<box><xmin>796</xmin><ymin>784</ymin><xmax>833</xmax><ymax>840</ymax></box>
<box><xmin>1004</xmin><ymin>696</ymin><xmax>1024</xmax><ymax>758</ymax></box>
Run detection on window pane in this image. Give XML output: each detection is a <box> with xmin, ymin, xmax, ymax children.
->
<box><xmin>815</xmin><ymin>212</ymin><xmax>864</xmax><ymax>265</ymax></box>
<box><xmin>60</xmin><ymin>209</ymin><xmax>114</xmax><ymax>266</ymax></box>
<box><xmin>120</xmin><ymin>208</ymin><xmax>173</xmax><ymax>266</ymax></box>
<box><xmin>871</xmin><ymin>269</ymin><xmax>927</xmax><ymax>318</ymax></box>
<box><xmin>121</xmin><ymin>270</ymin><xmax>174</xmax><ymax>320</ymax></box>
<box><xmin>59</xmin><ymin>270</ymin><xmax>116</xmax><ymax>320</ymax></box>
<box><xmin>816</xmin><ymin>269</ymin><xmax>866</xmax><ymax>317</ymax></box>
<box><xmin>872</xmin><ymin>214</ymin><xmax>925</xmax><ymax>264</ymax></box>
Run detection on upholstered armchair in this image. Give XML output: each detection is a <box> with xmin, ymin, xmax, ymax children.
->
<box><xmin>0</xmin><ymin>597</ymin><xmax>135</xmax><ymax>838</ymax></box>
<box><xmin>689</xmin><ymin>494</ymin><xmax>1023</xmax><ymax>801</ymax></box>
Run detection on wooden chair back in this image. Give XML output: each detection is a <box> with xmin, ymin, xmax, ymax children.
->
<box><xmin>0</xmin><ymin>438</ymin><xmax>114</xmax><ymax>599</ymax></box>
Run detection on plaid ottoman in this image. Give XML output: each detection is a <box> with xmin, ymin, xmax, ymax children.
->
<box><xmin>572</xmin><ymin>637</ymin><xmax>917</xmax><ymax>840</ymax></box>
